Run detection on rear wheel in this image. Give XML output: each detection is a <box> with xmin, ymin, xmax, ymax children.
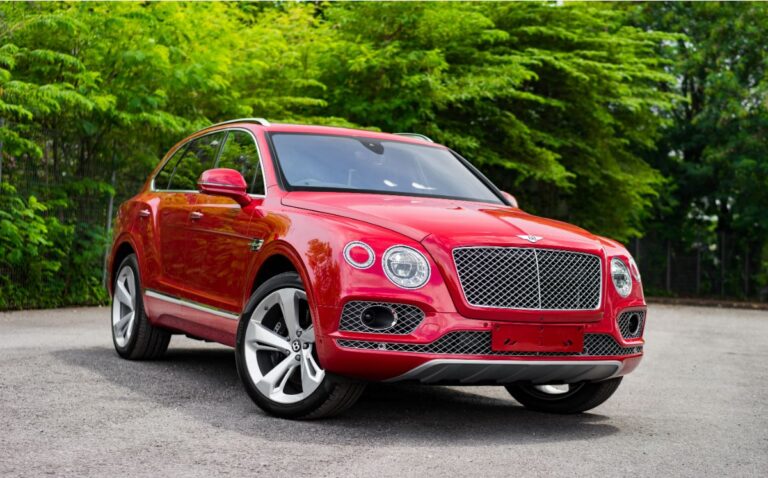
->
<box><xmin>235</xmin><ymin>272</ymin><xmax>365</xmax><ymax>419</ymax></box>
<box><xmin>111</xmin><ymin>254</ymin><xmax>170</xmax><ymax>360</ymax></box>
<box><xmin>505</xmin><ymin>377</ymin><xmax>622</xmax><ymax>414</ymax></box>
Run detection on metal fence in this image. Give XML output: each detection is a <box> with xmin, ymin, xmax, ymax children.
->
<box><xmin>632</xmin><ymin>235</ymin><xmax>766</xmax><ymax>302</ymax></box>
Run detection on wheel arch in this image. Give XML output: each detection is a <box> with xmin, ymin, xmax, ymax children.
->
<box><xmin>246</xmin><ymin>241</ymin><xmax>316</xmax><ymax>309</ymax></box>
<box><xmin>108</xmin><ymin>239</ymin><xmax>137</xmax><ymax>295</ymax></box>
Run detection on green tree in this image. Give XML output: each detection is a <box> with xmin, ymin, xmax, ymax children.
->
<box><xmin>630</xmin><ymin>2</ymin><xmax>768</xmax><ymax>297</ymax></box>
<box><xmin>317</xmin><ymin>2</ymin><xmax>677</xmax><ymax>240</ymax></box>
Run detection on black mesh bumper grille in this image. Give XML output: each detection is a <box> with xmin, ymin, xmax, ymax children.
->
<box><xmin>337</xmin><ymin>332</ymin><xmax>642</xmax><ymax>357</ymax></box>
<box><xmin>338</xmin><ymin>301</ymin><xmax>424</xmax><ymax>335</ymax></box>
<box><xmin>617</xmin><ymin>310</ymin><xmax>646</xmax><ymax>340</ymax></box>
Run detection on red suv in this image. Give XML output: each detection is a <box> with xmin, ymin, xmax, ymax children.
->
<box><xmin>108</xmin><ymin>118</ymin><xmax>646</xmax><ymax>419</ymax></box>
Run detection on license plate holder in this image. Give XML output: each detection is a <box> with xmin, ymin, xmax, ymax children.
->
<box><xmin>491</xmin><ymin>324</ymin><xmax>584</xmax><ymax>353</ymax></box>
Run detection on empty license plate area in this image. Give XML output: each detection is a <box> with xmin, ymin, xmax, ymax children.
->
<box><xmin>491</xmin><ymin>324</ymin><xmax>584</xmax><ymax>353</ymax></box>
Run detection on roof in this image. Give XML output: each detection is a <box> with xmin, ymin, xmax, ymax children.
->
<box><xmin>205</xmin><ymin>118</ymin><xmax>442</xmax><ymax>147</ymax></box>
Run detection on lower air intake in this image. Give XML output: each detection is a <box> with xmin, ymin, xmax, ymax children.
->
<box><xmin>337</xmin><ymin>332</ymin><xmax>642</xmax><ymax>357</ymax></box>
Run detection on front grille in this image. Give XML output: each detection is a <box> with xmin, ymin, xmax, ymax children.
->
<box><xmin>453</xmin><ymin>247</ymin><xmax>602</xmax><ymax>310</ymax></box>
<box><xmin>617</xmin><ymin>310</ymin><xmax>646</xmax><ymax>339</ymax></box>
<box><xmin>338</xmin><ymin>301</ymin><xmax>424</xmax><ymax>335</ymax></box>
<box><xmin>337</xmin><ymin>332</ymin><xmax>642</xmax><ymax>357</ymax></box>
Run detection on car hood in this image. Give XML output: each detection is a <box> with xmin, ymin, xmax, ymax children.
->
<box><xmin>282</xmin><ymin>192</ymin><xmax>604</xmax><ymax>252</ymax></box>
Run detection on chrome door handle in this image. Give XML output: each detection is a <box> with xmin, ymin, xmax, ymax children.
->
<box><xmin>138</xmin><ymin>209</ymin><xmax>150</xmax><ymax>218</ymax></box>
<box><xmin>190</xmin><ymin>211</ymin><xmax>204</xmax><ymax>220</ymax></box>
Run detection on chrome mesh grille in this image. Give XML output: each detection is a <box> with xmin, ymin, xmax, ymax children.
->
<box><xmin>338</xmin><ymin>301</ymin><xmax>424</xmax><ymax>335</ymax></box>
<box><xmin>337</xmin><ymin>332</ymin><xmax>642</xmax><ymax>357</ymax></box>
<box><xmin>453</xmin><ymin>247</ymin><xmax>602</xmax><ymax>310</ymax></box>
<box><xmin>617</xmin><ymin>310</ymin><xmax>646</xmax><ymax>339</ymax></box>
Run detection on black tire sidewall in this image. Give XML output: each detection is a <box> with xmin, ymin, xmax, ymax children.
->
<box><xmin>235</xmin><ymin>272</ymin><xmax>338</xmax><ymax>418</ymax></box>
<box><xmin>506</xmin><ymin>377</ymin><xmax>623</xmax><ymax>414</ymax></box>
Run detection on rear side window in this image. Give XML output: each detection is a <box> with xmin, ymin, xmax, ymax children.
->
<box><xmin>216</xmin><ymin>130</ymin><xmax>264</xmax><ymax>195</ymax></box>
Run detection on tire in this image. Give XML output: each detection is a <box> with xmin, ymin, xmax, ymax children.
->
<box><xmin>505</xmin><ymin>377</ymin><xmax>623</xmax><ymax>414</ymax></box>
<box><xmin>235</xmin><ymin>272</ymin><xmax>365</xmax><ymax>419</ymax></box>
<box><xmin>111</xmin><ymin>254</ymin><xmax>170</xmax><ymax>360</ymax></box>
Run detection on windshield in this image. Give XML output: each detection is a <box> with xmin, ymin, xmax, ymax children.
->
<box><xmin>270</xmin><ymin>133</ymin><xmax>503</xmax><ymax>204</ymax></box>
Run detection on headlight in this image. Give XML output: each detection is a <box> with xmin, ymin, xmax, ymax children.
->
<box><xmin>382</xmin><ymin>245</ymin><xmax>430</xmax><ymax>289</ymax></box>
<box><xmin>611</xmin><ymin>258</ymin><xmax>632</xmax><ymax>298</ymax></box>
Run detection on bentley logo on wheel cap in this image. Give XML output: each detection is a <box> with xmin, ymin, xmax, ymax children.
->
<box><xmin>517</xmin><ymin>234</ymin><xmax>543</xmax><ymax>243</ymax></box>
<box><xmin>291</xmin><ymin>340</ymin><xmax>301</xmax><ymax>352</ymax></box>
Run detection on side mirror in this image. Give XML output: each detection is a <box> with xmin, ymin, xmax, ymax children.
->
<box><xmin>501</xmin><ymin>191</ymin><xmax>518</xmax><ymax>208</ymax></box>
<box><xmin>198</xmin><ymin>168</ymin><xmax>251</xmax><ymax>207</ymax></box>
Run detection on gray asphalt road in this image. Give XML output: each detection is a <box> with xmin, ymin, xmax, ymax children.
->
<box><xmin>1</xmin><ymin>305</ymin><xmax>766</xmax><ymax>477</ymax></box>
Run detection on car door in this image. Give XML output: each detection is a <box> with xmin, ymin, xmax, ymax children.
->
<box><xmin>162</xmin><ymin>131</ymin><xmax>227</xmax><ymax>298</ymax></box>
<box><xmin>186</xmin><ymin>129</ymin><xmax>268</xmax><ymax>314</ymax></box>
<box><xmin>146</xmin><ymin>142</ymin><xmax>200</xmax><ymax>297</ymax></box>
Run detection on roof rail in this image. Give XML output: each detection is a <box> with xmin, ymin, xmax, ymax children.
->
<box><xmin>394</xmin><ymin>132</ymin><xmax>433</xmax><ymax>143</ymax></box>
<box><xmin>209</xmin><ymin>117</ymin><xmax>271</xmax><ymax>128</ymax></box>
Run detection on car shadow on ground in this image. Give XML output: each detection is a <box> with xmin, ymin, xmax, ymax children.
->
<box><xmin>55</xmin><ymin>345</ymin><xmax>619</xmax><ymax>446</ymax></box>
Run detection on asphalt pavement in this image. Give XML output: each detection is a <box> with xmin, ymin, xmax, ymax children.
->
<box><xmin>1</xmin><ymin>304</ymin><xmax>766</xmax><ymax>477</ymax></box>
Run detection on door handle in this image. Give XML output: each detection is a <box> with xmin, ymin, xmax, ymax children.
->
<box><xmin>138</xmin><ymin>209</ymin><xmax>150</xmax><ymax>218</ymax></box>
<box><xmin>190</xmin><ymin>211</ymin><xmax>204</xmax><ymax>220</ymax></box>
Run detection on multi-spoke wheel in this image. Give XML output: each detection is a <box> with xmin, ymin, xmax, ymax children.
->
<box><xmin>235</xmin><ymin>272</ymin><xmax>365</xmax><ymax>419</ymax></box>
<box><xmin>111</xmin><ymin>254</ymin><xmax>170</xmax><ymax>360</ymax></box>
<box><xmin>505</xmin><ymin>377</ymin><xmax>623</xmax><ymax>414</ymax></box>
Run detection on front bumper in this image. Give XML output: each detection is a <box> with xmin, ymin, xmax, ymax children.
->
<box><xmin>386</xmin><ymin>359</ymin><xmax>625</xmax><ymax>384</ymax></box>
<box><xmin>315</xmin><ymin>306</ymin><xmax>645</xmax><ymax>383</ymax></box>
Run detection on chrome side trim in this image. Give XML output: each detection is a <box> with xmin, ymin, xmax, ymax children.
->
<box><xmin>386</xmin><ymin>359</ymin><xmax>624</xmax><ymax>384</ymax></box>
<box><xmin>144</xmin><ymin>289</ymin><xmax>240</xmax><ymax>320</ymax></box>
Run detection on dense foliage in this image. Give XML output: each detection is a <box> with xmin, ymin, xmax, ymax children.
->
<box><xmin>627</xmin><ymin>2</ymin><xmax>768</xmax><ymax>297</ymax></box>
<box><xmin>0</xmin><ymin>1</ymin><xmax>765</xmax><ymax>308</ymax></box>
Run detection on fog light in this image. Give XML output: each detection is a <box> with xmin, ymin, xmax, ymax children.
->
<box><xmin>360</xmin><ymin>305</ymin><xmax>398</xmax><ymax>330</ymax></box>
<box><xmin>627</xmin><ymin>313</ymin><xmax>641</xmax><ymax>335</ymax></box>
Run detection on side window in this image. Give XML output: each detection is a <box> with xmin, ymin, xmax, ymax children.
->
<box><xmin>154</xmin><ymin>145</ymin><xmax>188</xmax><ymax>190</ymax></box>
<box><xmin>216</xmin><ymin>131</ymin><xmax>264</xmax><ymax>195</ymax></box>
<box><xmin>167</xmin><ymin>132</ymin><xmax>226</xmax><ymax>191</ymax></box>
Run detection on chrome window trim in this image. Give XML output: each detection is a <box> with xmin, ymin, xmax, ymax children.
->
<box><xmin>150</xmin><ymin>127</ymin><xmax>267</xmax><ymax>199</ymax></box>
<box><xmin>451</xmin><ymin>246</ymin><xmax>603</xmax><ymax>311</ymax></box>
<box><xmin>144</xmin><ymin>289</ymin><xmax>239</xmax><ymax>320</ymax></box>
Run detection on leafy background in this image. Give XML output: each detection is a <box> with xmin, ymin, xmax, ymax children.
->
<box><xmin>1</xmin><ymin>1</ymin><xmax>766</xmax><ymax>309</ymax></box>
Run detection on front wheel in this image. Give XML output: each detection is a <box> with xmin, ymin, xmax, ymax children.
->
<box><xmin>505</xmin><ymin>377</ymin><xmax>622</xmax><ymax>414</ymax></box>
<box><xmin>235</xmin><ymin>272</ymin><xmax>365</xmax><ymax>419</ymax></box>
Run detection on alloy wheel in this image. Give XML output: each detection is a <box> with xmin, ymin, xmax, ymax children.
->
<box><xmin>112</xmin><ymin>265</ymin><xmax>137</xmax><ymax>347</ymax></box>
<box><xmin>529</xmin><ymin>383</ymin><xmax>585</xmax><ymax>400</ymax></box>
<box><xmin>242</xmin><ymin>288</ymin><xmax>325</xmax><ymax>404</ymax></box>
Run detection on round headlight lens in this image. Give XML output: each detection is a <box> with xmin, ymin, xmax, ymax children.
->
<box><xmin>611</xmin><ymin>258</ymin><xmax>632</xmax><ymax>298</ymax></box>
<box><xmin>382</xmin><ymin>246</ymin><xmax>430</xmax><ymax>289</ymax></box>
